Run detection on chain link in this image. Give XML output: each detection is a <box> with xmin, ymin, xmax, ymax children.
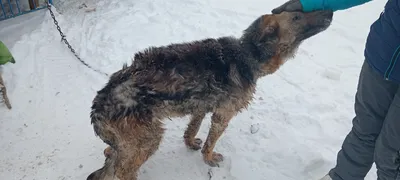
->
<box><xmin>46</xmin><ymin>2</ymin><xmax>109</xmax><ymax>77</ymax></box>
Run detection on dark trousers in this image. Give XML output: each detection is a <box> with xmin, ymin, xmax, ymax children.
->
<box><xmin>329</xmin><ymin>60</ymin><xmax>400</xmax><ymax>180</ymax></box>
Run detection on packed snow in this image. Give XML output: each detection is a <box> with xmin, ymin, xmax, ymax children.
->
<box><xmin>0</xmin><ymin>0</ymin><xmax>386</xmax><ymax>179</ymax></box>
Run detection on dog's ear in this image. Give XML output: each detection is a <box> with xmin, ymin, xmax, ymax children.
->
<box><xmin>258</xmin><ymin>15</ymin><xmax>279</xmax><ymax>42</ymax></box>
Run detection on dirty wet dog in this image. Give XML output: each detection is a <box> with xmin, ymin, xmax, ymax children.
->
<box><xmin>87</xmin><ymin>10</ymin><xmax>333</xmax><ymax>180</ymax></box>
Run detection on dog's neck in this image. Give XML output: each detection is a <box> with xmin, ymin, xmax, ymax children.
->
<box><xmin>239</xmin><ymin>35</ymin><xmax>280</xmax><ymax>78</ymax></box>
<box><xmin>240</xmin><ymin>37</ymin><xmax>274</xmax><ymax>60</ymax></box>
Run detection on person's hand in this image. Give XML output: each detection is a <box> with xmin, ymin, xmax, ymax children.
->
<box><xmin>271</xmin><ymin>0</ymin><xmax>303</xmax><ymax>14</ymax></box>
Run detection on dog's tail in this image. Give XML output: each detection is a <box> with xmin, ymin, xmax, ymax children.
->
<box><xmin>90</xmin><ymin>93</ymin><xmax>113</xmax><ymax>146</ymax></box>
<box><xmin>90</xmin><ymin>62</ymin><xmax>137</xmax><ymax>126</ymax></box>
<box><xmin>89</xmin><ymin>81</ymin><xmax>143</xmax><ymax>144</ymax></box>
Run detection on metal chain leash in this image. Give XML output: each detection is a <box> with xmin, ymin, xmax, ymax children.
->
<box><xmin>46</xmin><ymin>2</ymin><xmax>110</xmax><ymax>77</ymax></box>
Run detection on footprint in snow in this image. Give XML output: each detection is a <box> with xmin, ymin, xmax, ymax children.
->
<box><xmin>302</xmin><ymin>158</ymin><xmax>332</xmax><ymax>178</ymax></box>
<box><xmin>321</xmin><ymin>68</ymin><xmax>342</xmax><ymax>81</ymax></box>
<box><xmin>250</xmin><ymin>124</ymin><xmax>260</xmax><ymax>134</ymax></box>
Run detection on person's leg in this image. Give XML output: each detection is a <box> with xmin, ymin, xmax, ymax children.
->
<box><xmin>327</xmin><ymin>60</ymin><xmax>399</xmax><ymax>180</ymax></box>
<box><xmin>373</xmin><ymin>88</ymin><xmax>400</xmax><ymax>180</ymax></box>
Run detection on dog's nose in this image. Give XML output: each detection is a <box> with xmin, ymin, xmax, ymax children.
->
<box><xmin>320</xmin><ymin>10</ymin><xmax>333</xmax><ymax>18</ymax></box>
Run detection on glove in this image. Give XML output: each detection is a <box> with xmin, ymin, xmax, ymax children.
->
<box><xmin>0</xmin><ymin>41</ymin><xmax>15</xmax><ymax>65</ymax></box>
<box><xmin>271</xmin><ymin>0</ymin><xmax>303</xmax><ymax>14</ymax></box>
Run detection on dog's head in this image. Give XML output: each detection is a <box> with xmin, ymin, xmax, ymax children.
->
<box><xmin>242</xmin><ymin>10</ymin><xmax>333</xmax><ymax>60</ymax></box>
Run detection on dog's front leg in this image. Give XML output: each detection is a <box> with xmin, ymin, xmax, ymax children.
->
<box><xmin>184</xmin><ymin>112</ymin><xmax>206</xmax><ymax>150</ymax></box>
<box><xmin>201</xmin><ymin>110</ymin><xmax>236</xmax><ymax>167</ymax></box>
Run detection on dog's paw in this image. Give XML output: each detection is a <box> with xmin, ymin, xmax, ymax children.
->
<box><xmin>185</xmin><ymin>138</ymin><xmax>203</xmax><ymax>150</ymax></box>
<box><xmin>103</xmin><ymin>146</ymin><xmax>113</xmax><ymax>158</ymax></box>
<box><xmin>204</xmin><ymin>152</ymin><xmax>224</xmax><ymax>167</ymax></box>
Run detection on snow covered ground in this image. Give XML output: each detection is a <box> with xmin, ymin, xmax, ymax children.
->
<box><xmin>0</xmin><ymin>0</ymin><xmax>386</xmax><ymax>179</ymax></box>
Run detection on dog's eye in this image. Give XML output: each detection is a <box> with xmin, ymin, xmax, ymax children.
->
<box><xmin>292</xmin><ymin>15</ymin><xmax>301</xmax><ymax>21</ymax></box>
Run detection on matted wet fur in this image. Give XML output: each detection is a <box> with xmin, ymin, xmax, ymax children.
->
<box><xmin>87</xmin><ymin>10</ymin><xmax>333</xmax><ymax>180</ymax></box>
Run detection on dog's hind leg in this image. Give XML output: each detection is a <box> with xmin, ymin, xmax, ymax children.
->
<box><xmin>184</xmin><ymin>112</ymin><xmax>206</xmax><ymax>150</ymax></box>
<box><xmin>88</xmin><ymin>118</ymin><xmax>165</xmax><ymax>180</ymax></box>
<box><xmin>115</xmin><ymin>120</ymin><xmax>165</xmax><ymax>180</ymax></box>
<box><xmin>201</xmin><ymin>109</ymin><xmax>236</xmax><ymax>167</ymax></box>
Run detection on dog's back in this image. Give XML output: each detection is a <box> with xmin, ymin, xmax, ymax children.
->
<box><xmin>90</xmin><ymin>36</ymin><xmax>255</xmax><ymax>126</ymax></box>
